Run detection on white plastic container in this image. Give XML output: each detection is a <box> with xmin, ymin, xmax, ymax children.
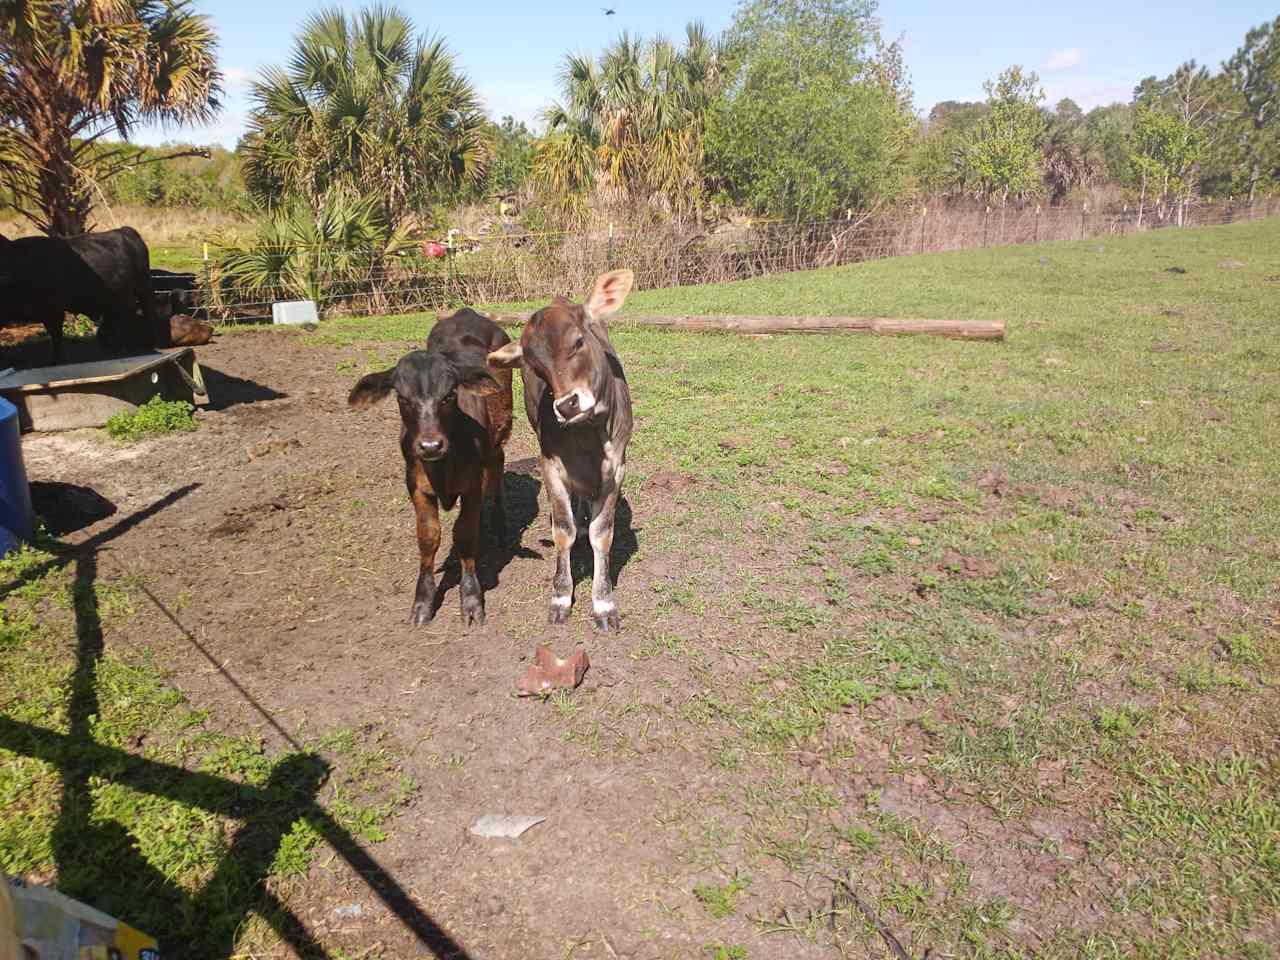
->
<box><xmin>271</xmin><ymin>300</ymin><xmax>319</xmax><ymax>326</ymax></box>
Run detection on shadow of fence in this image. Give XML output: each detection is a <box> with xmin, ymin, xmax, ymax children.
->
<box><xmin>0</xmin><ymin>487</ymin><xmax>474</xmax><ymax>959</ymax></box>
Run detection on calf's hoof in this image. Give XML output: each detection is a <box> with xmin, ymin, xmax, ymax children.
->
<box><xmin>410</xmin><ymin>601</ymin><xmax>436</xmax><ymax>626</ymax></box>
<box><xmin>592</xmin><ymin>603</ymin><xmax>621</xmax><ymax>633</ymax></box>
<box><xmin>461</xmin><ymin>595</ymin><xmax>485</xmax><ymax>627</ymax></box>
<box><xmin>547</xmin><ymin>599</ymin><xmax>571</xmax><ymax>625</ymax></box>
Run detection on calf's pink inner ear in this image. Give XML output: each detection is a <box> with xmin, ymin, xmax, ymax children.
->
<box><xmin>487</xmin><ymin>343</ymin><xmax>523</xmax><ymax>368</ymax></box>
<box><xmin>585</xmin><ymin>268</ymin><xmax>634</xmax><ymax>321</ymax></box>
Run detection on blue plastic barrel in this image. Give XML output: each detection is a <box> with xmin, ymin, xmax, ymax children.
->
<box><xmin>0</xmin><ymin>396</ymin><xmax>34</xmax><ymax>551</ymax></box>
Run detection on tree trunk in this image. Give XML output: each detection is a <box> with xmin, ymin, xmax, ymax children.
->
<box><xmin>32</xmin><ymin>114</ymin><xmax>93</xmax><ymax>236</ymax></box>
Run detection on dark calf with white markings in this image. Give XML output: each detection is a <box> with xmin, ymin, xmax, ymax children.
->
<box><xmin>488</xmin><ymin>270</ymin><xmax>634</xmax><ymax>631</ymax></box>
<box><xmin>349</xmin><ymin>309</ymin><xmax>513</xmax><ymax>626</ymax></box>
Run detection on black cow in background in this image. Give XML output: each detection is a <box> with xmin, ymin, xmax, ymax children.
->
<box><xmin>0</xmin><ymin>226</ymin><xmax>158</xmax><ymax>363</ymax></box>
<box><xmin>151</xmin><ymin>268</ymin><xmax>200</xmax><ymax>322</ymax></box>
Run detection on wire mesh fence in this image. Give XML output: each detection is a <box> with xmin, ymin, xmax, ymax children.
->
<box><xmin>185</xmin><ymin>196</ymin><xmax>1278</xmax><ymax>323</ymax></box>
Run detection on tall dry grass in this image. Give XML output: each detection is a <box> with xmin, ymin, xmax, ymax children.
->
<box><xmin>0</xmin><ymin>204</ymin><xmax>251</xmax><ymax>246</ymax></box>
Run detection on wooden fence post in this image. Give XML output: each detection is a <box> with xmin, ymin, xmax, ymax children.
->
<box><xmin>672</xmin><ymin>226</ymin><xmax>680</xmax><ymax>287</ymax></box>
<box><xmin>982</xmin><ymin>206</ymin><xmax>990</xmax><ymax>247</ymax></box>
<box><xmin>1033</xmin><ymin>206</ymin><xmax>1040</xmax><ymax>242</ymax></box>
<box><xmin>918</xmin><ymin>207</ymin><xmax>927</xmax><ymax>253</ymax></box>
<box><xmin>1079</xmin><ymin>203</ymin><xmax>1087</xmax><ymax>240</ymax></box>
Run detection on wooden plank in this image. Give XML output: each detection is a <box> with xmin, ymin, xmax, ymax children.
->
<box><xmin>0</xmin><ymin>348</ymin><xmax>197</xmax><ymax>392</ymax></box>
<box><xmin>487</xmin><ymin>313</ymin><xmax>1004</xmax><ymax>340</ymax></box>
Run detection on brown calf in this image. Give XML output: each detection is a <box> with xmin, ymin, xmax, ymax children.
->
<box><xmin>349</xmin><ymin>309</ymin><xmax>512</xmax><ymax>626</ymax></box>
<box><xmin>488</xmin><ymin>270</ymin><xmax>634</xmax><ymax>631</ymax></box>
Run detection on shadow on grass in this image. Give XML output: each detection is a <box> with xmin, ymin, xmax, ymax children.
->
<box><xmin>0</xmin><ymin>487</ymin><xmax>474</xmax><ymax>959</ymax></box>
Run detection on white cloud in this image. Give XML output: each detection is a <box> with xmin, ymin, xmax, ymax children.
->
<box><xmin>223</xmin><ymin>66</ymin><xmax>253</xmax><ymax>88</ymax></box>
<box><xmin>1044</xmin><ymin>47</ymin><xmax>1083</xmax><ymax>72</ymax></box>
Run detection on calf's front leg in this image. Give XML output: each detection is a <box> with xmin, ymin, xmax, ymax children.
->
<box><xmin>542</xmin><ymin>461</ymin><xmax>576</xmax><ymax>624</ymax></box>
<box><xmin>408</xmin><ymin>465</ymin><xmax>442</xmax><ymax>626</ymax></box>
<box><xmin>484</xmin><ymin>450</ymin><xmax>506</xmax><ymax>545</ymax></box>
<box><xmin>454</xmin><ymin>488</ymin><xmax>485</xmax><ymax>627</ymax></box>
<box><xmin>588</xmin><ymin>480</ymin><xmax>623</xmax><ymax>632</ymax></box>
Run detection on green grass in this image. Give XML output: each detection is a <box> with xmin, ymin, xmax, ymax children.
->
<box><xmin>8</xmin><ymin>218</ymin><xmax>1280</xmax><ymax>956</ymax></box>
<box><xmin>104</xmin><ymin>395</ymin><xmax>198</xmax><ymax>441</ymax></box>
<box><xmin>693</xmin><ymin>873</ymin><xmax>752</xmax><ymax>918</ymax></box>
<box><xmin>492</xmin><ymin>217</ymin><xmax>1276</xmax><ymax>956</ymax></box>
<box><xmin>0</xmin><ymin>533</ymin><xmax>413</xmax><ymax>957</ymax></box>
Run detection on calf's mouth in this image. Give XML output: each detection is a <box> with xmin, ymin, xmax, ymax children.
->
<box><xmin>553</xmin><ymin>387</ymin><xmax>598</xmax><ymax>425</ymax></box>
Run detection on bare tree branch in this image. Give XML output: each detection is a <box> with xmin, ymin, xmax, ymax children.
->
<box><xmin>96</xmin><ymin>147</ymin><xmax>213</xmax><ymax>182</ymax></box>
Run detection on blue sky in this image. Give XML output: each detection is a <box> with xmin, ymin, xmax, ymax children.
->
<box><xmin>132</xmin><ymin>0</ymin><xmax>1277</xmax><ymax>148</ymax></box>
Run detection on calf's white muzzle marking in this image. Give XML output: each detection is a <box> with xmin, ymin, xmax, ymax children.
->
<box><xmin>553</xmin><ymin>387</ymin><xmax>597</xmax><ymax>425</ymax></box>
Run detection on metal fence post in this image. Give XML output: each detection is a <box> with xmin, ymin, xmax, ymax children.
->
<box><xmin>201</xmin><ymin>242</ymin><xmax>211</xmax><ymax>321</ymax></box>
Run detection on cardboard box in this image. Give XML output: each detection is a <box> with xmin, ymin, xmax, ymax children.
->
<box><xmin>3</xmin><ymin>876</ymin><xmax>160</xmax><ymax>960</ymax></box>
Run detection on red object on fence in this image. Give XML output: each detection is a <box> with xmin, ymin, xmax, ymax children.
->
<box><xmin>422</xmin><ymin>241</ymin><xmax>447</xmax><ymax>258</ymax></box>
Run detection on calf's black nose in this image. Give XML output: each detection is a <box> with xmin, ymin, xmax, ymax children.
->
<box><xmin>417</xmin><ymin>438</ymin><xmax>445</xmax><ymax>457</ymax></box>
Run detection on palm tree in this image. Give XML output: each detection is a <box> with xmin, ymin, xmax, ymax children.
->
<box><xmin>1042</xmin><ymin>101</ymin><xmax>1103</xmax><ymax>204</ymax></box>
<box><xmin>241</xmin><ymin>5</ymin><xmax>488</xmax><ymax>231</ymax></box>
<box><xmin>533</xmin><ymin>22</ymin><xmax>723</xmax><ymax>223</ymax></box>
<box><xmin>0</xmin><ymin>0</ymin><xmax>221</xmax><ymax>236</ymax></box>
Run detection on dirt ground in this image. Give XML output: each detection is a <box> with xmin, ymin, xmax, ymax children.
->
<box><xmin>16</xmin><ymin>330</ymin><xmax>817</xmax><ymax>960</ymax></box>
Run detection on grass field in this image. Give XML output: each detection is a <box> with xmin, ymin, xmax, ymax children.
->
<box><xmin>4</xmin><ymin>218</ymin><xmax>1278</xmax><ymax>956</ymax></box>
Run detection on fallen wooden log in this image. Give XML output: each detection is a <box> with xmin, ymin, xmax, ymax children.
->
<box><xmin>162</xmin><ymin>313</ymin><xmax>214</xmax><ymax>347</ymax></box>
<box><xmin>486</xmin><ymin>313</ymin><xmax>1003</xmax><ymax>340</ymax></box>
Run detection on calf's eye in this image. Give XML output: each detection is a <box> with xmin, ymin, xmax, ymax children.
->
<box><xmin>572</xmin><ymin>336</ymin><xmax>585</xmax><ymax>353</ymax></box>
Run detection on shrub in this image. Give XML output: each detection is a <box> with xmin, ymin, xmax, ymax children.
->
<box><xmin>210</xmin><ymin>192</ymin><xmax>416</xmax><ymax>314</ymax></box>
<box><xmin>105</xmin><ymin>396</ymin><xmax>197</xmax><ymax>441</ymax></box>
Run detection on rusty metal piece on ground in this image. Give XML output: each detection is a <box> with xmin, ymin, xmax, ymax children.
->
<box><xmin>515</xmin><ymin>644</ymin><xmax>589</xmax><ymax>697</ymax></box>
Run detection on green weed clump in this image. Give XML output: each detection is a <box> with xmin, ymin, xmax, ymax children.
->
<box><xmin>105</xmin><ymin>395</ymin><xmax>197</xmax><ymax>441</ymax></box>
